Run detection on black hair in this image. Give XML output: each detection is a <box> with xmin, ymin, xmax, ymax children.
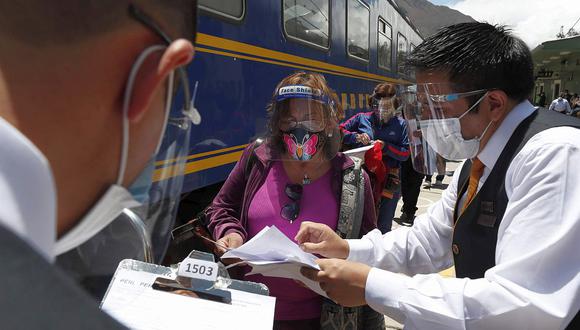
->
<box><xmin>406</xmin><ymin>22</ymin><xmax>534</xmax><ymax>103</ymax></box>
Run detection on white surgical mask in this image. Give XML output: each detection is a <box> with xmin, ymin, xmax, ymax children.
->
<box><xmin>54</xmin><ymin>45</ymin><xmax>173</xmax><ymax>256</ymax></box>
<box><xmin>419</xmin><ymin>93</ymin><xmax>492</xmax><ymax>160</ymax></box>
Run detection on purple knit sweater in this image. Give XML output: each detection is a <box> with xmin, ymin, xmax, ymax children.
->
<box><xmin>206</xmin><ymin>143</ymin><xmax>377</xmax><ymax>242</ymax></box>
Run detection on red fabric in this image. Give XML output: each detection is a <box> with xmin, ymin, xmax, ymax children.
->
<box><xmin>387</xmin><ymin>144</ymin><xmax>410</xmax><ymax>157</ymax></box>
<box><xmin>364</xmin><ymin>143</ymin><xmax>387</xmax><ymax>205</ymax></box>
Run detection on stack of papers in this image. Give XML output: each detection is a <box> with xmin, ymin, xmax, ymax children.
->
<box><xmin>100</xmin><ymin>260</ymin><xmax>276</xmax><ymax>330</ymax></box>
<box><xmin>343</xmin><ymin>143</ymin><xmax>375</xmax><ymax>160</ymax></box>
<box><xmin>222</xmin><ymin>226</ymin><xmax>327</xmax><ymax>297</ymax></box>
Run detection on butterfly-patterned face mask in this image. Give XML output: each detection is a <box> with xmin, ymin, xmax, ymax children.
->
<box><xmin>283</xmin><ymin>127</ymin><xmax>320</xmax><ymax>161</ymax></box>
<box><xmin>270</xmin><ymin>84</ymin><xmax>340</xmax><ymax>162</ymax></box>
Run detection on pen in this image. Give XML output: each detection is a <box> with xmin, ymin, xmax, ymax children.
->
<box><xmin>198</xmin><ymin>234</ymin><xmax>232</xmax><ymax>252</ymax></box>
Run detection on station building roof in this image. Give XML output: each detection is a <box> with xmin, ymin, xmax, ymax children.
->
<box><xmin>532</xmin><ymin>35</ymin><xmax>580</xmax><ymax>77</ymax></box>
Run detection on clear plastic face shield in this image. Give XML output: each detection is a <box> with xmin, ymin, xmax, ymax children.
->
<box><xmin>401</xmin><ymin>83</ymin><xmax>490</xmax><ymax>174</ymax></box>
<box><xmin>373</xmin><ymin>96</ymin><xmax>397</xmax><ymax>123</ymax></box>
<box><xmin>55</xmin><ymin>4</ymin><xmax>198</xmax><ymax>298</ymax></box>
<box><xmin>266</xmin><ymin>85</ymin><xmax>341</xmax><ymax>163</ymax></box>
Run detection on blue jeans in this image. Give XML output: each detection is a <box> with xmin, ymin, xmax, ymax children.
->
<box><xmin>378</xmin><ymin>194</ymin><xmax>400</xmax><ymax>233</ymax></box>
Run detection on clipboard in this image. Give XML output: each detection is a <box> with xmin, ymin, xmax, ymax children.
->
<box><xmin>100</xmin><ymin>251</ymin><xmax>275</xmax><ymax>330</ymax></box>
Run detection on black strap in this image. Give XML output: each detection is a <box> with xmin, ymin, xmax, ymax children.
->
<box><xmin>244</xmin><ymin>138</ymin><xmax>264</xmax><ymax>180</ymax></box>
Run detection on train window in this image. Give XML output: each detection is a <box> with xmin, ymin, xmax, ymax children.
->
<box><xmin>283</xmin><ymin>0</ymin><xmax>330</xmax><ymax>49</ymax></box>
<box><xmin>347</xmin><ymin>0</ymin><xmax>370</xmax><ymax>61</ymax></box>
<box><xmin>199</xmin><ymin>0</ymin><xmax>245</xmax><ymax>21</ymax></box>
<box><xmin>378</xmin><ymin>17</ymin><xmax>392</xmax><ymax>70</ymax></box>
<box><xmin>397</xmin><ymin>33</ymin><xmax>408</xmax><ymax>74</ymax></box>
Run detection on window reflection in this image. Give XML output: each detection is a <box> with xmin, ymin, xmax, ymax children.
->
<box><xmin>199</xmin><ymin>0</ymin><xmax>244</xmax><ymax>19</ymax></box>
<box><xmin>283</xmin><ymin>0</ymin><xmax>329</xmax><ymax>48</ymax></box>
<box><xmin>378</xmin><ymin>18</ymin><xmax>392</xmax><ymax>70</ymax></box>
<box><xmin>347</xmin><ymin>0</ymin><xmax>369</xmax><ymax>60</ymax></box>
<box><xmin>397</xmin><ymin>33</ymin><xmax>408</xmax><ymax>74</ymax></box>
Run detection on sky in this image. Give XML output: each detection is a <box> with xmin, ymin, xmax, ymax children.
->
<box><xmin>428</xmin><ymin>0</ymin><xmax>580</xmax><ymax>48</ymax></box>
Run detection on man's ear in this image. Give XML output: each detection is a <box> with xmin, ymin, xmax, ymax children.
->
<box><xmin>127</xmin><ymin>39</ymin><xmax>195</xmax><ymax>122</ymax></box>
<box><xmin>486</xmin><ymin>90</ymin><xmax>508</xmax><ymax>122</ymax></box>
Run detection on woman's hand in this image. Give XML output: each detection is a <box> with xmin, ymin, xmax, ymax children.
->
<box><xmin>356</xmin><ymin>133</ymin><xmax>371</xmax><ymax>145</ymax></box>
<box><xmin>295</xmin><ymin>222</ymin><xmax>349</xmax><ymax>259</ymax></box>
<box><xmin>215</xmin><ymin>232</ymin><xmax>243</xmax><ymax>255</ymax></box>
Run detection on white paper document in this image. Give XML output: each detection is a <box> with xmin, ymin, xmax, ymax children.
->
<box><xmin>222</xmin><ymin>226</ymin><xmax>327</xmax><ymax>297</ymax></box>
<box><xmin>101</xmin><ymin>268</ymin><xmax>275</xmax><ymax>330</ymax></box>
<box><xmin>343</xmin><ymin>143</ymin><xmax>375</xmax><ymax>160</ymax></box>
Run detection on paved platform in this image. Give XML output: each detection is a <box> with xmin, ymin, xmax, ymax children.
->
<box><xmin>383</xmin><ymin>161</ymin><xmax>462</xmax><ymax>329</ymax></box>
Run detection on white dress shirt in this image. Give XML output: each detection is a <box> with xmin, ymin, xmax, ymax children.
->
<box><xmin>347</xmin><ymin>101</ymin><xmax>580</xmax><ymax>329</ymax></box>
<box><xmin>549</xmin><ymin>98</ymin><xmax>572</xmax><ymax>114</ymax></box>
<box><xmin>0</xmin><ymin>116</ymin><xmax>56</xmax><ymax>261</ymax></box>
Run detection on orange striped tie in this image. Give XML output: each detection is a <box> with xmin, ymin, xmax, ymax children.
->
<box><xmin>461</xmin><ymin>158</ymin><xmax>485</xmax><ymax>214</ymax></box>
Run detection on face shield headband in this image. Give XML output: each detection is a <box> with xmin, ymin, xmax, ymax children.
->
<box><xmin>268</xmin><ymin>85</ymin><xmax>341</xmax><ymax>162</ymax></box>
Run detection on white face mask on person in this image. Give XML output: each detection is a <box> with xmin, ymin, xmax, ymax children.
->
<box><xmin>374</xmin><ymin>97</ymin><xmax>396</xmax><ymax>123</ymax></box>
<box><xmin>420</xmin><ymin>92</ymin><xmax>492</xmax><ymax>160</ymax></box>
<box><xmin>379</xmin><ymin>108</ymin><xmax>395</xmax><ymax>122</ymax></box>
<box><xmin>54</xmin><ymin>45</ymin><xmax>173</xmax><ymax>256</ymax></box>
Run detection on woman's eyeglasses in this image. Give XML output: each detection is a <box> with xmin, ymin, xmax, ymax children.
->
<box><xmin>280</xmin><ymin>183</ymin><xmax>303</xmax><ymax>223</ymax></box>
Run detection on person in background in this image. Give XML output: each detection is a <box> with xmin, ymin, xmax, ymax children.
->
<box><xmin>207</xmin><ymin>72</ymin><xmax>383</xmax><ymax>329</ymax></box>
<box><xmin>0</xmin><ymin>1</ymin><xmax>197</xmax><ymax>328</ymax></box>
<box><xmin>564</xmin><ymin>89</ymin><xmax>572</xmax><ymax>103</ymax></box>
<box><xmin>398</xmin><ymin>87</ymin><xmax>426</xmax><ymax>226</ymax></box>
<box><xmin>423</xmin><ymin>155</ymin><xmax>446</xmax><ymax>189</ymax></box>
<box><xmin>537</xmin><ymin>91</ymin><xmax>546</xmax><ymax>107</ymax></box>
<box><xmin>569</xmin><ymin>93</ymin><xmax>580</xmax><ymax>116</ymax></box>
<box><xmin>340</xmin><ymin>83</ymin><xmax>410</xmax><ymax>233</ymax></box>
<box><xmin>549</xmin><ymin>92</ymin><xmax>572</xmax><ymax>114</ymax></box>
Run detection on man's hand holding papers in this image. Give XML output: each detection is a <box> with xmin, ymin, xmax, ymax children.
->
<box><xmin>221</xmin><ymin>226</ymin><xmax>327</xmax><ymax>297</ymax></box>
<box><xmin>294</xmin><ymin>221</ymin><xmax>350</xmax><ymax>258</ymax></box>
<box><xmin>301</xmin><ymin>259</ymin><xmax>370</xmax><ymax>307</ymax></box>
<box><xmin>295</xmin><ymin>222</ymin><xmax>371</xmax><ymax>307</ymax></box>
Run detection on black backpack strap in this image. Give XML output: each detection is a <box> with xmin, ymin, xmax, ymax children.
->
<box><xmin>244</xmin><ymin>138</ymin><xmax>264</xmax><ymax>180</ymax></box>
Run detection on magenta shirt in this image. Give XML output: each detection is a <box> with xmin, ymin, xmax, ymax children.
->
<box><xmin>245</xmin><ymin>161</ymin><xmax>339</xmax><ymax>321</ymax></box>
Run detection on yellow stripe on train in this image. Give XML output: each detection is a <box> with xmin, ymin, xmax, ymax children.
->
<box><xmin>197</xmin><ymin>33</ymin><xmax>410</xmax><ymax>84</ymax></box>
<box><xmin>153</xmin><ymin>150</ymin><xmax>244</xmax><ymax>182</ymax></box>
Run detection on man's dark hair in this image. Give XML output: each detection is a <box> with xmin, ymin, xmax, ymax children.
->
<box><xmin>0</xmin><ymin>0</ymin><xmax>197</xmax><ymax>46</ymax></box>
<box><xmin>406</xmin><ymin>22</ymin><xmax>534</xmax><ymax>102</ymax></box>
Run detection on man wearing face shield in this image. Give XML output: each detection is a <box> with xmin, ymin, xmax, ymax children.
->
<box><xmin>0</xmin><ymin>1</ymin><xmax>197</xmax><ymax>328</ymax></box>
<box><xmin>294</xmin><ymin>23</ymin><xmax>580</xmax><ymax>329</ymax></box>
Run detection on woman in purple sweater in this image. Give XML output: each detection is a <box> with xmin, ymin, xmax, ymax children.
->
<box><xmin>206</xmin><ymin>72</ymin><xmax>381</xmax><ymax>329</ymax></box>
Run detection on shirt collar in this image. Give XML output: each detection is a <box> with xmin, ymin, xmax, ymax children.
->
<box><xmin>477</xmin><ymin>100</ymin><xmax>536</xmax><ymax>171</ymax></box>
<box><xmin>0</xmin><ymin>116</ymin><xmax>56</xmax><ymax>261</ymax></box>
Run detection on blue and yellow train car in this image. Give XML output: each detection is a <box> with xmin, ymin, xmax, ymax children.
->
<box><xmin>155</xmin><ymin>0</ymin><xmax>423</xmax><ymax>203</ymax></box>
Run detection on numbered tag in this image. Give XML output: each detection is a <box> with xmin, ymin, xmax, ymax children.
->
<box><xmin>177</xmin><ymin>257</ymin><xmax>219</xmax><ymax>282</ymax></box>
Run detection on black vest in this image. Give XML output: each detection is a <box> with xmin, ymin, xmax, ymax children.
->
<box><xmin>452</xmin><ymin>110</ymin><xmax>580</xmax><ymax>328</ymax></box>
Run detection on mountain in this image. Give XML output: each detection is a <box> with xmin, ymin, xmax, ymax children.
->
<box><xmin>393</xmin><ymin>0</ymin><xmax>476</xmax><ymax>38</ymax></box>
